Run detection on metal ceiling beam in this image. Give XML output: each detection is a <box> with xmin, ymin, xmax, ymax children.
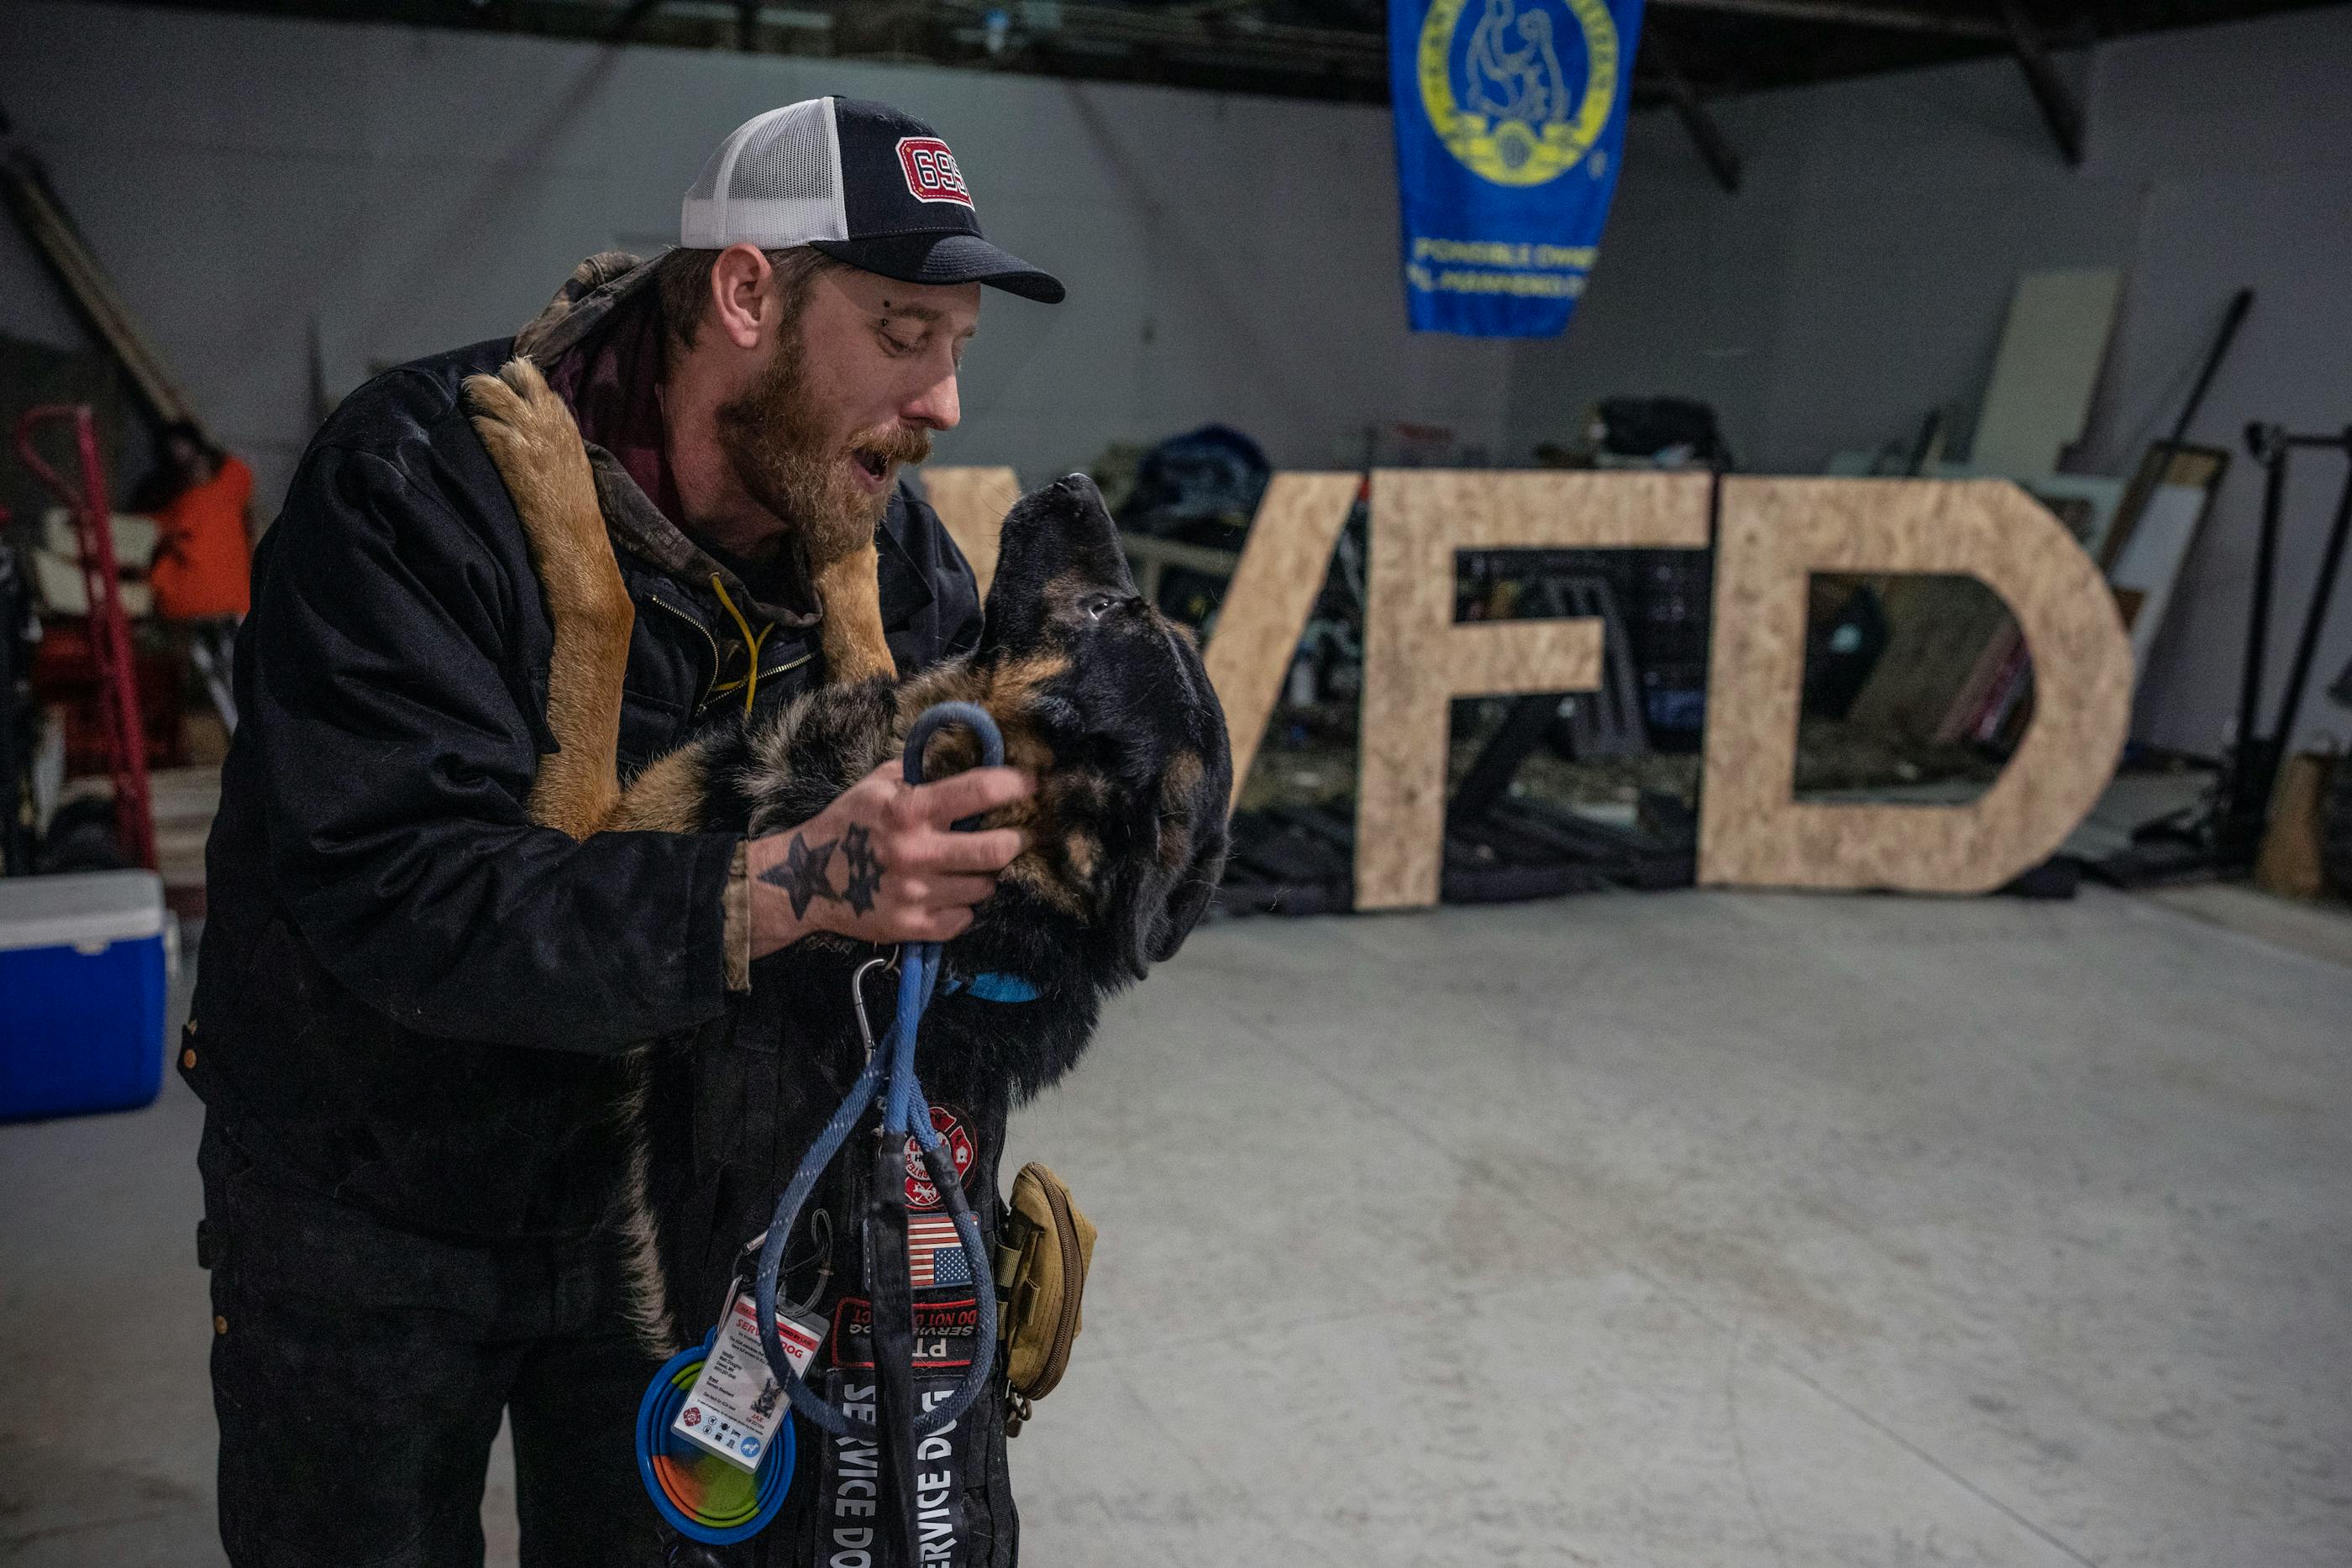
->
<box><xmin>1999</xmin><ymin>0</ymin><xmax>2087</xmax><ymax>164</ymax></box>
<box><xmin>1641</xmin><ymin>30</ymin><xmax>1742</xmax><ymax>194</ymax></box>
<box><xmin>977</xmin><ymin>3</ymin><xmax>1387</xmax><ymax>92</ymax></box>
<box><xmin>1646</xmin><ymin>0</ymin><xmax>2008</xmax><ymax>40</ymax></box>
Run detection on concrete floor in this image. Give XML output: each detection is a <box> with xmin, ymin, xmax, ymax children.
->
<box><xmin>4</xmin><ymin>886</ymin><xmax>2349</xmax><ymax>1565</ymax></box>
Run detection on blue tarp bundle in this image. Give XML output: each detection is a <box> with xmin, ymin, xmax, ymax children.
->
<box><xmin>1389</xmin><ymin>0</ymin><xmax>1646</xmax><ymax>338</ymax></box>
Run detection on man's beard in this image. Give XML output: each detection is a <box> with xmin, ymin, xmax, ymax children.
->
<box><xmin>714</xmin><ymin>334</ymin><xmax>932</xmax><ymax>564</ymax></box>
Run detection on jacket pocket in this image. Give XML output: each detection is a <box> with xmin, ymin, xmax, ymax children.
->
<box><xmin>617</xmin><ymin>685</ymin><xmax>688</xmax><ymax>775</ymax></box>
<box><xmin>215</xmin><ymin>1162</ymin><xmax>508</xmax><ymax>1324</ymax></box>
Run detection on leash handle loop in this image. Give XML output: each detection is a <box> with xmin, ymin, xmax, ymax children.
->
<box><xmin>752</xmin><ymin>701</ymin><xmax>1006</xmax><ymax>1440</ymax></box>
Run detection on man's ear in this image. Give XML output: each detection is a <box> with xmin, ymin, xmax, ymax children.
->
<box><xmin>710</xmin><ymin>244</ymin><xmax>776</xmax><ymax>351</ymax></box>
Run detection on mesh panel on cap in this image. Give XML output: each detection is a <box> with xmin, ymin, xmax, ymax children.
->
<box><xmin>680</xmin><ymin>99</ymin><xmax>847</xmax><ymax>248</ymax></box>
<box><xmin>684</xmin><ymin>144</ymin><xmax>723</xmax><ymax>202</ymax></box>
<box><xmin>729</xmin><ymin>101</ymin><xmax>837</xmax><ymax>204</ymax></box>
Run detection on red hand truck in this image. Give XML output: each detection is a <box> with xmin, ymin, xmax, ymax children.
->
<box><xmin>15</xmin><ymin>406</ymin><xmax>157</xmax><ymax>871</ymax></box>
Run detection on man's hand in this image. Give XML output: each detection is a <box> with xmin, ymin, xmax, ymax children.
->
<box><xmin>748</xmin><ymin>760</ymin><xmax>1032</xmax><ymax>958</ymax></box>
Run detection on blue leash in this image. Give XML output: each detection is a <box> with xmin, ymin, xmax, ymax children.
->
<box><xmin>752</xmin><ymin>701</ymin><xmax>1004</xmax><ymax>1440</ymax></box>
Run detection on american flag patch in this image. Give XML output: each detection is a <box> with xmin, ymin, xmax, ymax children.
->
<box><xmin>907</xmin><ymin>1214</ymin><xmax>974</xmax><ymax>1288</ymax></box>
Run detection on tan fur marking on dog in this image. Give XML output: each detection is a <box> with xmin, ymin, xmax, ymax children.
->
<box><xmin>465</xmin><ymin>359</ymin><xmax>634</xmax><ymax>840</ymax></box>
<box><xmin>888</xmin><ymin>663</ymin><xmax>976</xmax><ymax>732</ymax></box>
<box><xmin>1000</xmin><ymin>724</ymin><xmax>1056</xmax><ymax>784</ymax></box>
<box><xmin>1061</xmin><ymin>827</ymin><xmax>1101</xmax><ymax>882</ymax></box>
<box><xmin>1000</xmin><ymin>855</ymin><xmax>1089</xmax><ymax>916</ymax></box>
<box><xmin>995</xmin><ymin>765</ymin><xmax>1103</xmax><ymax>918</ymax></box>
<box><xmin>610</xmin><ymin>747</ymin><xmax>710</xmax><ymax>834</ymax></box>
<box><xmin>991</xmin><ymin>649</ymin><xmax>1071</xmax><ymax>711</ymax></box>
<box><xmin>812</xmin><ymin>541</ymin><xmax>897</xmax><ymax>684</ymax></box>
<box><xmin>1159</xmin><ymin>748</ymin><xmax>1204</xmax><ymax>806</ymax></box>
<box><xmin>1157</xmin><ymin>750</ymin><xmax>1205</xmax><ymax>868</ymax></box>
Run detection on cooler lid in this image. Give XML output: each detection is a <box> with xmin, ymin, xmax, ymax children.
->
<box><xmin>0</xmin><ymin>869</ymin><xmax>169</xmax><ymax>953</ymax></box>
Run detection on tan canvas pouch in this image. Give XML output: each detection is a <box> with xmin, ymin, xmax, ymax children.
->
<box><xmin>993</xmin><ymin>1162</ymin><xmax>1095</xmax><ymax>1433</ymax></box>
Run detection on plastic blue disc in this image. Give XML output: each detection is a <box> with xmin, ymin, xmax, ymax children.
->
<box><xmin>633</xmin><ymin>1332</ymin><xmax>795</xmax><ymax>1544</ymax></box>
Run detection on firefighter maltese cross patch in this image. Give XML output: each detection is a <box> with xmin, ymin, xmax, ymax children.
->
<box><xmin>904</xmin><ymin>1105</ymin><xmax>977</xmax><ymax>1209</ymax></box>
<box><xmin>897</xmin><ymin>137</ymin><xmax>974</xmax><ymax>206</ymax></box>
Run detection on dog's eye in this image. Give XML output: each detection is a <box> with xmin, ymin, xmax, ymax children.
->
<box><xmin>1082</xmin><ymin>593</ymin><xmax>1118</xmax><ymax>620</ymax></box>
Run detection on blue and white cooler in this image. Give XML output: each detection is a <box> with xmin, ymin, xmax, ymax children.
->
<box><xmin>0</xmin><ymin>869</ymin><xmax>173</xmax><ymax>1124</ymax></box>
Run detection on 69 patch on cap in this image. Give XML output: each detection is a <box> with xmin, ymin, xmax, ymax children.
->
<box><xmin>897</xmin><ymin>137</ymin><xmax>973</xmax><ymax>207</ymax></box>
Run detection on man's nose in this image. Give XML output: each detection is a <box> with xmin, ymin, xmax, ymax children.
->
<box><xmin>903</xmin><ymin>370</ymin><xmax>961</xmax><ymax>432</ymax></box>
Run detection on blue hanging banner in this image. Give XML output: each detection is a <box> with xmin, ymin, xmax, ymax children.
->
<box><xmin>1389</xmin><ymin>0</ymin><xmax>1645</xmax><ymax>338</ymax></box>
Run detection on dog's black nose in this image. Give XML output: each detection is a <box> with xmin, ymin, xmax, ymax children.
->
<box><xmin>1055</xmin><ymin>472</ymin><xmax>1102</xmax><ymax>503</ymax></box>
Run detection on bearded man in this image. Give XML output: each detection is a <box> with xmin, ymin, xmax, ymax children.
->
<box><xmin>186</xmin><ymin>100</ymin><xmax>1062</xmax><ymax>1567</ymax></box>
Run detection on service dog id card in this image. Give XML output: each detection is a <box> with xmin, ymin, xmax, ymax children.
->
<box><xmin>672</xmin><ymin>1287</ymin><xmax>826</xmax><ymax>1471</ymax></box>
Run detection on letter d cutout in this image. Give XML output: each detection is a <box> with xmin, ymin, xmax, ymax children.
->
<box><xmin>1698</xmin><ymin>478</ymin><xmax>2133</xmax><ymax>892</ymax></box>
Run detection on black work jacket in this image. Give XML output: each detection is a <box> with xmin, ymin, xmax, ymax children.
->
<box><xmin>187</xmin><ymin>291</ymin><xmax>980</xmax><ymax>1238</ymax></box>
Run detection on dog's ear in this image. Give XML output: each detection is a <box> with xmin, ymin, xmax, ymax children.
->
<box><xmin>1110</xmin><ymin>716</ymin><xmax>1232</xmax><ymax>982</ymax></box>
<box><xmin>980</xmin><ymin>473</ymin><xmax>1137</xmax><ymax>656</ymax></box>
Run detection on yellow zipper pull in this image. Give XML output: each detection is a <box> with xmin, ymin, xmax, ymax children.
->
<box><xmin>708</xmin><ymin>574</ymin><xmax>772</xmax><ymax>716</ymax></box>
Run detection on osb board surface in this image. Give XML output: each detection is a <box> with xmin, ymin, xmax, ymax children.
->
<box><xmin>1369</xmin><ymin>469</ymin><xmax>1714</xmax><ymax>551</ymax></box>
<box><xmin>1357</xmin><ymin>469</ymin><xmax>1712</xmax><ymax>910</ymax></box>
<box><xmin>1200</xmin><ymin>473</ymin><xmax>1361</xmax><ymax>814</ymax></box>
<box><xmin>1699</xmin><ymin>478</ymin><xmax>2132</xmax><ymax>893</ymax></box>
<box><xmin>1446</xmin><ymin>621</ymin><xmax>1603</xmax><ymax>695</ymax></box>
<box><xmin>923</xmin><ymin>466</ymin><xmax>1021</xmax><ymax>599</ymax></box>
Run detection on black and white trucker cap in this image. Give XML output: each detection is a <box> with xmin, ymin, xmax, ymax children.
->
<box><xmin>680</xmin><ymin>97</ymin><xmax>1064</xmax><ymax>304</ymax></box>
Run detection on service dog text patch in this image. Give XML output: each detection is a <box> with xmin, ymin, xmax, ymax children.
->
<box><xmin>820</xmin><ymin>1372</ymin><xmax>971</xmax><ymax>1568</ymax></box>
<box><xmin>897</xmin><ymin>137</ymin><xmax>973</xmax><ymax>207</ymax></box>
<box><xmin>832</xmin><ymin>1295</ymin><xmax>981</xmax><ymax>1370</ymax></box>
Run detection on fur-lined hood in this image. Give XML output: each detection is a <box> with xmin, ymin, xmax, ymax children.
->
<box><xmin>514</xmin><ymin>250</ymin><xmax>827</xmax><ymax>632</ymax></box>
<box><xmin>515</xmin><ymin>250</ymin><xmax>659</xmax><ymax>364</ymax></box>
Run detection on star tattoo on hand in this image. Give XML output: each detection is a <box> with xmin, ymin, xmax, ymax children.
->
<box><xmin>768</xmin><ymin>831</ymin><xmax>837</xmax><ymax>920</ymax></box>
<box><xmin>839</xmin><ymin>825</ymin><xmax>884</xmax><ymax>915</ymax></box>
<box><xmin>759</xmin><ymin>826</ymin><xmax>888</xmax><ymax>919</ymax></box>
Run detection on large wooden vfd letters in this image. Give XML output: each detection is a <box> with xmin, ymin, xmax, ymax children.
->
<box><xmin>929</xmin><ymin>466</ymin><xmax>2134</xmax><ymax>907</ymax></box>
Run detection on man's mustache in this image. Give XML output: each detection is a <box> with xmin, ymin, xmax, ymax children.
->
<box><xmin>854</xmin><ymin>424</ymin><xmax>932</xmax><ymax>469</ymax></box>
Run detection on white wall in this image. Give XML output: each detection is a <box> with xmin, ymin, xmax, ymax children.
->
<box><xmin>2</xmin><ymin>1</ymin><xmax>1515</xmax><ymax>517</ymax></box>
<box><xmin>13</xmin><ymin>3</ymin><xmax>2349</xmax><ymax>755</ymax></box>
<box><xmin>1510</xmin><ymin>5</ymin><xmax>2352</xmax><ymax>756</ymax></box>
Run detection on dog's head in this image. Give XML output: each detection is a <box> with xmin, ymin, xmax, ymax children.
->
<box><xmin>974</xmin><ymin>473</ymin><xmax>1231</xmax><ymax>982</ymax></box>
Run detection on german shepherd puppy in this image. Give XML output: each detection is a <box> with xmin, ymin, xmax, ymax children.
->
<box><xmin>465</xmin><ymin>359</ymin><xmax>1229</xmax><ymax>1560</ymax></box>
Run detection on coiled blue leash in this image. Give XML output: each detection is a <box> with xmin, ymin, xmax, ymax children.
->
<box><xmin>751</xmin><ymin>701</ymin><xmax>1003</xmax><ymax>1441</ymax></box>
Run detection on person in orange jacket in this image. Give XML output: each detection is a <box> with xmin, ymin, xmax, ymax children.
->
<box><xmin>139</xmin><ymin>421</ymin><xmax>252</xmax><ymax>727</ymax></box>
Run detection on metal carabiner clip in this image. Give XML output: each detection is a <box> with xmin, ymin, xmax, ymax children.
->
<box><xmin>850</xmin><ymin>953</ymin><xmax>895</xmax><ymax>1064</ymax></box>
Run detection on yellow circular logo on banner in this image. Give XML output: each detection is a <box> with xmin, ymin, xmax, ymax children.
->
<box><xmin>1418</xmin><ymin>0</ymin><xmax>1619</xmax><ymax>187</ymax></box>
